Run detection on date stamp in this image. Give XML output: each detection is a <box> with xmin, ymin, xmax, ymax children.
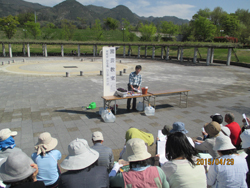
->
<box><xmin>197</xmin><ymin>158</ymin><xmax>234</xmax><ymax>165</ymax></box>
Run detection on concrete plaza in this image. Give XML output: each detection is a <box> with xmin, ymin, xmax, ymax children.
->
<box><xmin>0</xmin><ymin>56</ymin><xmax>249</xmax><ymax>166</ymax></box>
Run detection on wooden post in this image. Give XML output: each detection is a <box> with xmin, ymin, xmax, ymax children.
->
<box><xmin>152</xmin><ymin>46</ymin><xmax>155</xmax><ymax>59</ymax></box>
<box><xmin>123</xmin><ymin>45</ymin><xmax>126</xmax><ymax>58</ymax></box>
<box><xmin>27</xmin><ymin>44</ymin><xmax>30</xmax><ymax>57</ymax></box>
<box><xmin>23</xmin><ymin>44</ymin><xmax>26</xmax><ymax>56</ymax></box>
<box><xmin>210</xmin><ymin>47</ymin><xmax>214</xmax><ymax>64</ymax></box>
<box><xmin>138</xmin><ymin>46</ymin><xmax>140</xmax><ymax>58</ymax></box>
<box><xmin>44</xmin><ymin>44</ymin><xmax>48</xmax><ymax>57</ymax></box>
<box><xmin>177</xmin><ymin>47</ymin><xmax>180</xmax><ymax>60</ymax></box>
<box><xmin>78</xmin><ymin>45</ymin><xmax>80</xmax><ymax>57</ymax></box>
<box><xmin>128</xmin><ymin>45</ymin><xmax>131</xmax><ymax>57</ymax></box>
<box><xmin>9</xmin><ymin>44</ymin><xmax>12</xmax><ymax>58</ymax></box>
<box><xmin>227</xmin><ymin>48</ymin><xmax>232</xmax><ymax>66</ymax></box>
<box><xmin>145</xmin><ymin>46</ymin><xmax>147</xmax><ymax>58</ymax></box>
<box><xmin>61</xmin><ymin>45</ymin><xmax>64</xmax><ymax>57</ymax></box>
<box><xmin>166</xmin><ymin>46</ymin><xmax>169</xmax><ymax>60</ymax></box>
<box><xmin>180</xmin><ymin>47</ymin><xmax>183</xmax><ymax>62</ymax></box>
<box><xmin>193</xmin><ymin>47</ymin><xmax>197</xmax><ymax>63</ymax></box>
<box><xmin>42</xmin><ymin>44</ymin><xmax>45</xmax><ymax>56</ymax></box>
<box><xmin>2</xmin><ymin>44</ymin><xmax>6</xmax><ymax>57</ymax></box>
<box><xmin>161</xmin><ymin>46</ymin><xmax>164</xmax><ymax>59</ymax></box>
<box><xmin>206</xmin><ymin>48</ymin><xmax>211</xmax><ymax>66</ymax></box>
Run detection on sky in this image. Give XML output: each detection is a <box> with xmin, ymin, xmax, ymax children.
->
<box><xmin>25</xmin><ymin>0</ymin><xmax>249</xmax><ymax>20</ymax></box>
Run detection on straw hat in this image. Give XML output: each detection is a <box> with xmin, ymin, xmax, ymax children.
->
<box><xmin>0</xmin><ymin>128</ymin><xmax>17</xmax><ymax>141</ymax></box>
<box><xmin>213</xmin><ymin>134</ymin><xmax>235</xmax><ymax>151</ymax></box>
<box><xmin>60</xmin><ymin>138</ymin><xmax>99</xmax><ymax>170</ymax></box>
<box><xmin>204</xmin><ymin>121</ymin><xmax>221</xmax><ymax>137</ymax></box>
<box><xmin>122</xmin><ymin>138</ymin><xmax>151</xmax><ymax>162</ymax></box>
<box><xmin>0</xmin><ymin>151</ymin><xmax>36</xmax><ymax>182</ymax></box>
<box><xmin>240</xmin><ymin>129</ymin><xmax>250</xmax><ymax>148</ymax></box>
<box><xmin>169</xmin><ymin>122</ymin><xmax>188</xmax><ymax>134</ymax></box>
<box><xmin>35</xmin><ymin>132</ymin><xmax>58</xmax><ymax>155</ymax></box>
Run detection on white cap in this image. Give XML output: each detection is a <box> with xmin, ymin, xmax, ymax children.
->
<box><xmin>92</xmin><ymin>131</ymin><xmax>104</xmax><ymax>141</ymax></box>
<box><xmin>0</xmin><ymin>129</ymin><xmax>17</xmax><ymax>141</ymax></box>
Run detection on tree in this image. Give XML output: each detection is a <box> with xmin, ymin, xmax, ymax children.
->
<box><xmin>220</xmin><ymin>14</ymin><xmax>239</xmax><ymax>36</ymax></box>
<box><xmin>0</xmin><ymin>15</ymin><xmax>19</xmax><ymax>39</ymax></box>
<box><xmin>192</xmin><ymin>16</ymin><xmax>216</xmax><ymax>41</ymax></box>
<box><xmin>104</xmin><ymin>17</ymin><xmax>119</xmax><ymax>30</ymax></box>
<box><xmin>42</xmin><ymin>22</ymin><xmax>56</xmax><ymax>40</ymax></box>
<box><xmin>92</xmin><ymin>19</ymin><xmax>103</xmax><ymax>41</ymax></box>
<box><xmin>61</xmin><ymin>19</ymin><xmax>76</xmax><ymax>40</ymax></box>
<box><xmin>139</xmin><ymin>23</ymin><xmax>157</xmax><ymax>41</ymax></box>
<box><xmin>192</xmin><ymin>8</ymin><xmax>211</xmax><ymax>20</ymax></box>
<box><xmin>210</xmin><ymin>7</ymin><xmax>227</xmax><ymax>26</ymax></box>
<box><xmin>17</xmin><ymin>12</ymin><xmax>34</xmax><ymax>26</ymax></box>
<box><xmin>77</xmin><ymin>17</ymin><xmax>86</xmax><ymax>29</ymax></box>
<box><xmin>160</xmin><ymin>21</ymin><xmax>178</xmax><ymax>37</ymax></box>
<box><xmin>235</xmin><ymin>9</ymin><xmax>250</xmax><ymax>26</ymax></box>
<box><xmin>237</xmin><ymin>23</ymin><xmax>250</xmax><ymax>44</ymax></box>
<box><xmin>24</xmin><ymin>21</ymin><xmax>41</xmax><ymax>39</ymax></box>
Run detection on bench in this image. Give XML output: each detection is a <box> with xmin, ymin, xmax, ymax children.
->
<box><xmin>102</xmin><ymin>93</ymin><xmax>152</xmax><ymax>114</ymax></box>
<box><xmin>148</xmin><ymin>89</ymin><xmax>190</xmax><ymax>108</ymax></box>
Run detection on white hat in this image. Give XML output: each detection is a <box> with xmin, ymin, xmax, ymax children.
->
<box><xmin>122</xmin><ymin>138</ymin><xmax>151</xmax><ymax>162</ymax></box>
<box><xmin>0</xmin><ymin>128</ymin><xmax>17</xmax><ymax>141</ymax></box>
<box><xmin>0</xmin><ymin>151</ymin><xmax>36</xmax><ymax>182</ymax></box>
<box><xmin>220</xmin><ymin>126</ymin><xmax>231</xmax><ymax>137</ymax></box>
<box><xmin>240</xmin><ymin>129</ymin><xmax>250</xmax><ymax>148</ymax></box>
<box><xmin>60</xmin><ymin>138</ymin><xmax>99</xmax><ymax>170</ymax></box>
<box><xmin>92</xmin><ymin>131</ymin><xmax>104</xmax><ymax>141</ymax></box>
<box><xmin>213</xmin><ymin>134</ymin><xmax>236</xmax><ymax>151</ymax></box>
<box><xmin>35</xmin><ymin>132</ymin><xmax>58</xmax><ymax>155</ymax></box>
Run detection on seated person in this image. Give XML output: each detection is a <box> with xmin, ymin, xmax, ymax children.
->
<box><xmin>169</xmin><ymin>122</ymin><xmax>194</xmax><ymax>147</ymax></box>
<box><xmin>91</xmin><ymin>131</ymin><xmax>114</xmax><ymax>172</ymax></box>
<box><xmin>0</xmin><ymin>151</ymin><xmax>45</xmax><ymax>188</ymax></box>
<box><xmin>119</xmin><ymin>127</ymin><xmax>154</xmax><ymax>158</ymax></box>
<box><xmin>0</xmin><ymin>128</ymin><xmax>21</xmax><ymax>159</ymax></box>
<box><xmin>194</xmin><ymin>121</ymin><xmax>221</xmax><ymax>158</ymax></box>
<box><xmin>207</xmin><ymin>134</ymin><xmax>248</xmax><ymax>187</ymax></box>
<box><xmin>161</xmin><ymin>132</ymin><xmax>206</xmax><ymax>188</ymax></box>
<box><xmin>109</xmin><ymin>138</ymin><xmax>169</xmax><ymax>188</ymax></box>
<box><xmin>240</xmin><ymin>129</ymin><xmax>250</xmax><ymax>187</ymax></box>
<box><xmin>31</xmin><ymin>132</ymin><xmax>61</xmax><ymax>188</ymax></box>
<box><xmin>59</xmin><ymin>138</ymin><xmax>109</xmax><ymax>188</ymax></box>
<box><xmin>225</xmin><ymin>112</ymin><xmax>242</xmax><ymax>149</ymax></box>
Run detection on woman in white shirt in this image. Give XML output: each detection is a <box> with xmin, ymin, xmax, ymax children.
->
<box><xmin>161</xmin><ymin>132</ymin><xmax>207</xmax><ymax>188</ymax></box>
<box><xmin>207</xmin><ymin>135</ymin><xmax>248</xmax><ymax>188</ymax></box>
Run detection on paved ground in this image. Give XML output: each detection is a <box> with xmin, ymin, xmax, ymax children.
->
<box><xmin>0</xmin><ymin>56</ymin><xmax>249</xmax><ymax>169</ymax></box>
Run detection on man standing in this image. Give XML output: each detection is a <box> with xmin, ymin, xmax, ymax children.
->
<box><xmin>127</xmin><ymin>65</ymin><xmax>142</xmax><ymax>111</ymax></box>
<box><xmin>91</xmin><ymin>131</ymin><xmax>114</xmax><ymax>172</ymax></box>
<box><xmin>225</xmin><ymin>112</ymin><xmax>242</xmax><ymax>149</ymax></box>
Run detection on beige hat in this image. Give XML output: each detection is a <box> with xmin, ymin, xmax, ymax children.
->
<box><xmin>240</xmin><ymin>129</ymin><xmax>250</xmax><ymax>148</ymax></box>
<box><xmin>92</xmin><ymin>131</ymin><xmax>104</xmax><ymax>141</ymax></box>
<box><xmin>60</xmin><ymin>138</ymin><xmax>99</xmax><ymax>170</ymax></box>
<box><xmin>213</xmin><ymin>134</ymin><xmax>236</xmax><ymax>151</ymax></box>
<box><xmin>204</xmin><ymin>121</ymin><xmax>221</xmax><ymax>137</ymax></box>
<box><xmin>0</xmin><ymin>151</ymin><xmax>36</xmax><ymax>182</ymax></box>
<box><xmin>35</xmin><ymin>132</ymin><xmax>58</xmax><ymax>155</ymax></box>
<box><xmin>0</xmin><ymin>128</ymin><xmax>17</xmax><ymax>141</ymax></box>
<box><xmin>122</xmin><ymin>138</ymin><xmax>151</xmax><ymax>162</ymax></box>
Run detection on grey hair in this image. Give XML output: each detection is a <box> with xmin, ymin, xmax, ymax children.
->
<box><xmin>225</xmin><ymin>113</ymin><xmax>235</xmax><ymax>122</ymax></box>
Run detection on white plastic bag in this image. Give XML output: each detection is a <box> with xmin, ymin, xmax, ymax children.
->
<box><xmin>136</xmin><ymin>102</ymin><xmax>146</xmax><ymax>112</ymax></box>
<box><xmin>103</xmin><ymin>111</ymin><xmax>116</xmax><ymax>123</ymax></box>
<box><xmin>101</xmin><ymin>108</ymin><xmax>109</xmax><ymax>119</ymax></box>
<box><xmin>145</xmin><ymin>106</ymin><xmax>155</xmax><ymax>116</ymax></box>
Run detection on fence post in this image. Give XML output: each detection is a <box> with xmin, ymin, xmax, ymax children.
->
<box><xmin>2</xmin><ymin>44</ymin><xmax>6</xmax><ymax>57</ymax></box>
<box><xmin>206</xmin><ymin>48</ymin><xmax>211</xmax><ymax>66</ymax></box>
<box><xmin>193</xmin><ymin>47</ymin><xmax>197</xmax><ymax>63</ymax></box>
<box><xmin>227</xmin><ymin>48</ymin><xmax>232</xmax><ymax>66</ymax></box>
<box><xmin>9</xmin><ymin>44</ymin><xmax>12</xmax><ymax>58</ymax></box>
<box><xmin>166</xmin><ymin>46</ymin><xmax>169</xmax><ymax>60</ymax></box>
<box><xmin>138</xmin><ymin>46</ymin><xmax>140</xmax><ymax>58</ymax></box>
<box><xmin>152</xmin><ymin>46</ymin><xmax>155</xmax><ymax>59</ymax></box>
<box><xmin>61</xmin><ymin>45</ymin><xmax>64</xmax><ymax>57</ymax></box>
<box><xmin>27</xmin><ymin>44</ymin><xmax>30</xmax><ymax>57</ymax></box>
<box><xmin>180</xmin><ymin>47</ymin><xmax>183</xmax><ymax>62</ymax></box>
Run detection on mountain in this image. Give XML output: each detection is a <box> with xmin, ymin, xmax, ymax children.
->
<box><xmin>101</xmin><ymin>5</ymin><xmax>140</xmax><ymax>24</ymax></box>
<box><xmin>0</xmin><ymin>0</ymin><xmax>189</xmax><ymax>26</ymax></box>
<box><xmin>0</xmin><ymin>0</ymin><xmax>46</xmax><ymax>18</ymax></box>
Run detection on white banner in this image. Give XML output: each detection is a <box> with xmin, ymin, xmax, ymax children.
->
<box><xmin>103</xmin><ymin>47</ymin><xmax>116</xmax><ymax>96</ymax></box>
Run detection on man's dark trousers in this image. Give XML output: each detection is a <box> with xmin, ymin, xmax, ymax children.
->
<box><xmin>127</xmin><ymin>84</ymin><xmax>138</xmax><ymax>110</ymax></box>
